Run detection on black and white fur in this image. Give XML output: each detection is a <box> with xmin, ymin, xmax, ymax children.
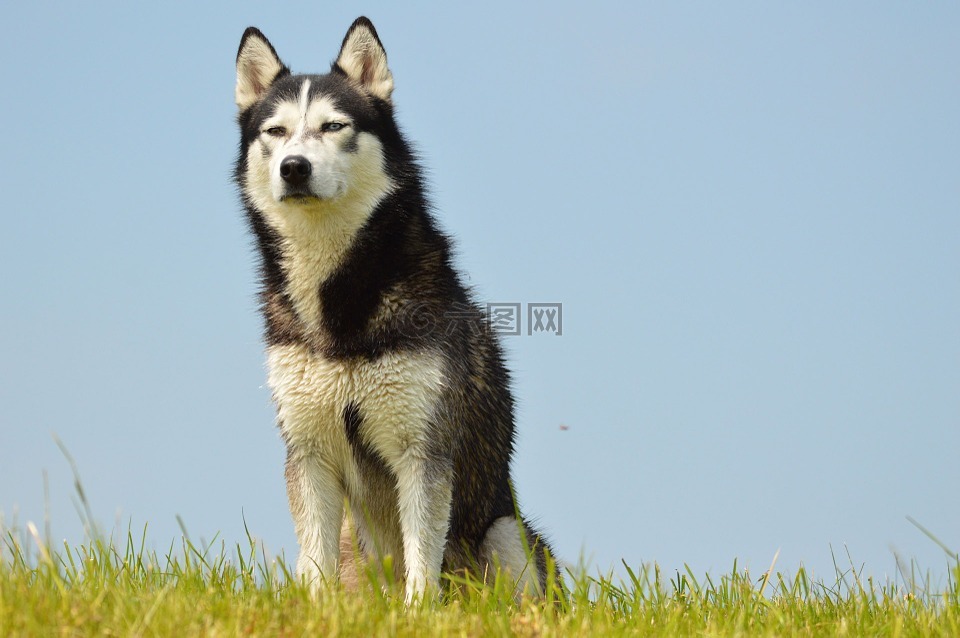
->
<box><xmin>234</xmin><ymin>17</ymin><xmax>555</xmax><ymax>602</ymax></box>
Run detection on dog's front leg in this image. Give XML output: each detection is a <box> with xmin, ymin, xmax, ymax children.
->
<box><xmin>286</xmin><ymin>449</ymin><xmax>344</xmax><ymax>590</ymax></box>
<box><xmin>394</xmin><ymin>451</ymin><xmax>452</xmax><ymax>604</ymax></box>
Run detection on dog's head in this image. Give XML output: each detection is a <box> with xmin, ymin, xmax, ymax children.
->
<box><xmin>235</xmin><ymin>18</ymin><xmax>397</xmax><ymax>219</ymax></box>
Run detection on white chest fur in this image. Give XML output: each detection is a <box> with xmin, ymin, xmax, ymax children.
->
<box><xmin>266</xmin><ymin>343</ymin><xmax>447</xmax><ymax>469</ymax></box>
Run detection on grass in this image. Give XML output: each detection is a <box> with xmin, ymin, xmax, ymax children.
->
<box><xmin>1</xmin><ymin>520</ymin><xmax>958</xmax><ymax>637</ymax></box>
<box><xmin>2</xmin><ymin>448</ymin><xmax>958</xmax><ymax>636</ymax></box>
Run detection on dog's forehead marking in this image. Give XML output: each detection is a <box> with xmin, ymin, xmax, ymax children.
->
<box><xmin>293</xmin><ymin>79</ymin><xmax>312</xmax><ymax>139</ymax></box>
<box><xmin>298</xmin><ymin>80</ymin><xmax>311</xmax><ymax>119</ymax></box>
<box><xmin>265</xmin><ymin>81</ymin><xmax>346</xmax><ymax>133</ymax></box>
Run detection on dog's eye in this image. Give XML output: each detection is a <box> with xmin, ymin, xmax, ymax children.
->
<box><xmin>263</xmin><ymin>126</ymin><xmax>287</xmax><ymax>137</ymax></box>
<box><xmin>322</xmin><ymin>122</ymin><xmax>348</xmax><ymax>132</ymax></box>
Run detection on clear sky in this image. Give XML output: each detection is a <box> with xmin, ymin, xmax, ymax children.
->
<box><xmin>1</xmin><ymin>2</ymin><xmax>958</xmax><ymax>585</ymax></box>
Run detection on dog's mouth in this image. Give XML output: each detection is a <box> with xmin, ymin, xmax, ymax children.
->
<box><xmin>279</xmin><ymin>191</ymin><xmax>322</xmax><ymax>203</ymax></box>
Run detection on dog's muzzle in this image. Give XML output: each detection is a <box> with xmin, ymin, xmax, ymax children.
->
<box><xmin>280</xmin><ymin>155</ymin><xmax>312</xmax><ymax>187</ymax></box>
<box><xmin>278</xmin><ymin>155</ymin><xmax>319</xmax><ymax>200</ymax></box>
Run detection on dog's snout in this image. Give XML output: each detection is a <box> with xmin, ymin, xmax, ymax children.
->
<box><xmin>280</xmin><ymin>155</ymin><xmax>312</xmax><ymax>186</ymax></box>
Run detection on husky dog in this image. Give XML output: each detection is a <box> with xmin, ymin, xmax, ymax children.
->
<box><xmin>234</xmin><ymin>17</ymin><xmax>555</xmax><ymax>602</ymax></box>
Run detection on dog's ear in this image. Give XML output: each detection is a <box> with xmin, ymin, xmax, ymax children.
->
<box><xmin>236</xmin><ymin>27</ymin><xmax>289</xmax><ymax>111</ymax></box>
<box><xmin>333</xmin><ymin>17</ymin><xmax>394</xmax><ymax>102</ymax></box>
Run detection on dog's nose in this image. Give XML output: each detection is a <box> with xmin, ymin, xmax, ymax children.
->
<box><xmin>279</xmin><ymin>155</ymin><xmax>312</xmax><ymax>186</ymax></box>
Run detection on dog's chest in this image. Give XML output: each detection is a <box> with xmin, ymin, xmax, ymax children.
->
<box><xmin>266</xmin><ymin>343</ymin><xmax>446</xmax><ymax>464</ymax></box>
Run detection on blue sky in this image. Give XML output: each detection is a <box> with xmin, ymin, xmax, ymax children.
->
<box><xmin>1</xmin><ymin>2</ymin><xmax>958</xmax><ymax>584</ymax></box>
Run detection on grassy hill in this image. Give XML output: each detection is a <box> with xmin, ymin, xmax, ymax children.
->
<box><xmin>2</xmin><ymin>523</ymin><xmax>958</xmax><ymax>637</ymax></box>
